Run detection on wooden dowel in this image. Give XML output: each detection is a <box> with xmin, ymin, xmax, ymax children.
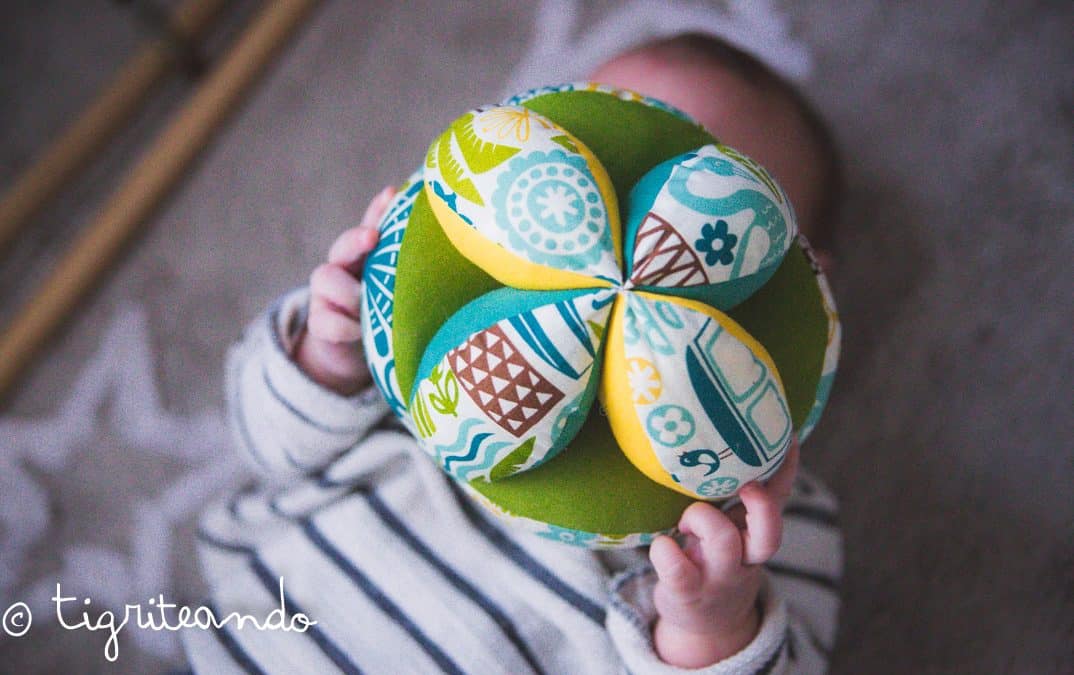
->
<box><xmin>0</xmin><ymin>0</ymin><xmax>320</xmax><ymax>401</ymax></box>
<box><xmin>0</xmin><ymin>0</ymin><xmax>229</xmax><ymax>252</ymax></box>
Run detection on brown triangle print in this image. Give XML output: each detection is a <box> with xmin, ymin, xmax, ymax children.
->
<box><xmin>630</xmin><ymin>213</ymin><xmax>709</xmax><ymax>288</ymax></box>
<box><xmin>448</xmin><ymin>324</ymin><xmax>564</xmax><ymax>437</ymax></box>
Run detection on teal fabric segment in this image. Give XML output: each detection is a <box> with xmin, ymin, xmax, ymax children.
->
<box><xmin>639</xmin><ymin>263</ymin><xmax>780</xmax><ymax>311</ymax></box>
<box><xmin>413</xmin><ymin>287</ymin><xmax>601</xmax><ymax>399</ymax></box>
<box><xmin>660</xmin><ymin>149</ymin><xmax>792</xmax><ymax>275</ymax></box>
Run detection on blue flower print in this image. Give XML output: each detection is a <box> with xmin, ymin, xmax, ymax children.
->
<box><xmin>646</xmin><ymin>405</ymin><xmax>696</xmax><ymax>447</ymax></box>
<box><xmin>694</xmin><ymin>219</ymin><xmax>737</xmax><ymax>266</ymax></box>
<box><xmin>697</xmin><ymin>476</ymin><xmax>740</xmax><ymax>498</ymax></box>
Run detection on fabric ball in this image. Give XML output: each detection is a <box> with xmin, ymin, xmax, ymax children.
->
<box><xmin>361</xmin><ymin>83</ymin><xmax>840</xmax><ymax>548</ymax></box>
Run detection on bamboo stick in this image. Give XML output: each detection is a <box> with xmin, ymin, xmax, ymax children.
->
<box><xmin>0</xmin><ymin>0</ymin><xmax>230</xmax><ymax>252</ymax></box>
<box><xmin>0</xmin><ymin>0</ymin><xmax>321</xmax><ymax>401</ymax></box>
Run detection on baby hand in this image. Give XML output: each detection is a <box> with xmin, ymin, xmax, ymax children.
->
<box><xmin>294</xmin><ymin>186</ymin><xmax>395</xmax><ymax>395</ymax></box>
<box><xmin>649</xmin><ymin>439</ymin><xmax>799</xmax><ymax>668</ymax></box>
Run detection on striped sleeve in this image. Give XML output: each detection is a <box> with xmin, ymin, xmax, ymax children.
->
<box><xmin>226</xmin><ymin>286</ymin><xmax>390</xmax><ymax>479</ymax></box>
<box><xmin>765</xmin><ymin>470</ymin><xmax>843</xmax><ymax>673</ymax></box>
<box><xmin>186</xmin><ymin>441</ymin><xmax>623</xmax><ymax>675</ymax></box>
<box><xmin>605</xmin><ymin>472</ymin><xmax>842</xmax><ymax>674</ymax></box>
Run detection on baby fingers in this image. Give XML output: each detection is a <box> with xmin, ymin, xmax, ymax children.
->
<box><xmin>677</xmin><ymin>502</ymin><xmax>745</xmax><ymax>579</ymax></box>
<box><xmin>650</xmin><ymin>535</ymin><xmax>702</xmax><ymax>595</ymax></box>
<box><xmin>310</xmin><ymin>263</ymin><xmax>363</xmax><ymax>317</ymax></box>
<box><xmin>737</xmin><ymin>483</ymin><xmax>783</xmax><ymax>565</ymax></box>
<box><xmin>764</xmin><ymin>436</ymin><xmax>799</xmax><ymax>506</ymax></box>
<box><xmin>328</xmin><ymin>226</ymin><xmax>380</xmax><ymax>270</ymax></box>
<box><xmin>326</xmin><ymin>186</ymin><xmax>395</xmax><ymax>269</ymax></box>
<box><xmin>308</xmin><ymin>294</ymin><xmax>362</xmax><ymax>343</ymax></box>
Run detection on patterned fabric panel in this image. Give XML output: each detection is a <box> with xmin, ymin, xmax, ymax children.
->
<box><xmin>602</xmin><ymin>291</ymin><xmax>792</xmax><ymax>499</ymax></box>
<box><xmin>423</xmin><ymin>105</ymin><xmax>622</xmax><ymax>288</ymax></box>
<box><xmin>624</xmin><ymin>144</ymin><xmax>798</xmax><ymax>310</ymax></box>
<box><xmin>361</xmin><ymin>174</ymin><xmax>423</xmax><ymax>419</ymax></box>
<box><xmin>409</xmin><ymin>288</ymin><xmax>613</xmax><ymax>482</ymax></box>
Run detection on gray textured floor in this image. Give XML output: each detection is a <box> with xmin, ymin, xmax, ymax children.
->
<box><xmin>1</xmin><ymin>1</ymin><xmax>1071</xmax><ymax>673</ymax></box>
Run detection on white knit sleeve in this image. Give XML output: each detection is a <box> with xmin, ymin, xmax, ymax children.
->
<box><xmin>225</xmin><ymin>286</ymin><xmax>390</xmax><ymax>480</ymax></box>
<box><xmin>607</xmin><ymin>567</ymin><xmax>796</xmax><ymax>674</ymax></box>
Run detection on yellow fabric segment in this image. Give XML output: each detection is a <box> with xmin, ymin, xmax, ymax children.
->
<box><xmin>634</xmin><ymin>290</ymin><xmax>788</xmax><ymax>398</ymax></box>
<box><xmin>425</xmin><ymin>183</ymin><xmax>610</xmax><ymax>291</ymax></box>
<box><xmin>601</xmin><ymin>293</ymin><xmax>696</xmax><ymax>497</ymax></box>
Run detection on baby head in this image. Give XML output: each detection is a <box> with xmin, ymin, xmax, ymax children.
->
<box><xmin>589</xmin><ymin>33</ymin><xmax>840</xmax><ymax>254</ymax></box>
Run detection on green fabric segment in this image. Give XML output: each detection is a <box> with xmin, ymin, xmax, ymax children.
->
<box><xmin>726</xmin><ymin>242</ymin><xmax>827</xmax><ymax>428</ymax></box>
<box><xmin>470</xmin><ymin>405</ymin><xmax>694</xmax><ymax>534</ymax></box>
<box><xmin>393</xmin><ymin>189</ymin><xmax>502</xmax><ymax>400</ymax></box>
<box><xmin>413</xmin><ymin>286</ymin><xmax>596</xmax><ymax>394</ymax></box>
<box><xmin>521</xmin><ymin>91</ymin><xmax>715</xmax><ymax>221</ymax></box>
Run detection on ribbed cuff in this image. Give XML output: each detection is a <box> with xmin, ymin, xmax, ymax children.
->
<box><xmin>262</xmin><ymin>287</ymin><xmax>387</xmax><ymax>430</ymax></box>
<box><xmin>606</xmin><ymin>565</ymin><xmax>790</xmax><ymax>674</ymax></box>
<box><xmin>227</xmin><ymin>287</ymin><xmax>390</xmax><ymax>476</ymax></box>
